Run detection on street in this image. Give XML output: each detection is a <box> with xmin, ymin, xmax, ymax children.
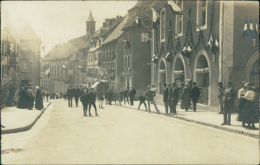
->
<box><xmin>1</xmin><ymin>99</ymin><xmax>259</xmax><ymax>164</ymax></box>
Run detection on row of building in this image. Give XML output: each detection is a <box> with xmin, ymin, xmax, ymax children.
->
<box><xmin>40</xmin><ymin>1</ymin><xmax>258</xmax><ymax>111</ymax></box>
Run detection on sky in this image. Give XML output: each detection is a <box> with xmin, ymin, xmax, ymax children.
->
<box><xmin>1</xmin><ymin>1</ymin><xmax>137</xmax><ymax>57</ymax></box>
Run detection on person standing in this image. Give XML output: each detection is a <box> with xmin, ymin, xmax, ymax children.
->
<box><xmin>217</xmin><ymin>82</ymin><xmax>225</xmax><ymax>114</ymax></box>
<box><xmin>181</xmin><ymin>83</ymin><xmax>191</xmax><ymax>111</ymax></box>
<box><xmin>17</xmin><ymin>87</ymin><xmax>27</xmax><ymax>109</ymax></box>
<box><xmin>67</xmin><ymin>86</ymin><xmax>73</xmax><ymax>107</ymax></box>
<box><xmin>42</xmin><ymin>91</ymin><xmax>45</xmax><ymax>100</ymax></box>
<box><xmin>172</xmin><ymin>82</ymin><xmax>179</xmax><ymax>114</ymax></box>
<box><xmin>138</xmin><ymin>92</ymin><xmax>147</xmax><ymax>110</ymax></box>
<box><xmin>80</xmin><ymin>89</ymin><xmax>89</xmax><ymax>116</ymax></box>
<box><xmin>123</xmin><ymin>87</ymin><xmax>129</xmax><ymax>105</ymax></box>
<box><xmin>237</xmin><ymin>81</ymin><xmax>247</xmax><ymax>124</ymax></box>
<box><xmin>162</xmin><ymin>83</ymin><xmax>169</xmax><ymax>115</ymax></box>
<box><xmin>129</xmin><ymin>86</ymin><xmax>136</xmax><ymax>106</ymax></box>
<box><xmin>46</xmin><ymin>92</ymin><xmax>50</xmax><ymax>102</ymax></box>
<box><xmin>168</xmin><ymin>84</ymin><xmax>172</xmax><ymax>115</ymax></box>
<box><xmin>88</xmin><ymin>88</ymin><xmax>98</xmax><ymax>116</ymax></box>
<box><xmin>146</xmin><ymin>85</ymin><xmax>159</xmax><ymax>113</ymax></box>
<box><xmin>190</xmin><ymin>82</ymin><xmax>201</xmax><ymax>112</ymax></box>
<box><xmin>113</xmin><ymin>90</ymin><xmax>119</xmax><ymax>105</ymax></box>
<box><xmin>98</xmin><ymin>92</ymin><xmax>104</xmax><ymax>109</ymax></box>
<box><xmin>241</xmin><ymin>83</ymin><xmax>258</xmax><ymax>128</ymax></box>
<box><xmin>81</xmin><ymin>84</ymin><xmax>88</xmax><ymax>95</ymax></box>
<box><xmin>221</xmin><ymin>82</ymin><xmax>236</xmax><ymax>125</ymax></box>
<box><xmin>27</xmin><ymin>86</ymin><xmax>34</xmax><ymax>110</ymax></box>
<box><xmin>35</xmin><ymin>86</ymin><xmax>44</xmax><ymax>110</ymax></box>
<box><xmin>74</xmin><ymin>85</ymin><xmax>81</xmax><ymax>107</ymax></box>
<box><xmin>119</xmin><ymin>88</ymin><xmax>123</xmax><ymax>105</ymax></box>
<box><xmin>60</xmin><ymin>91</ymin><xmax>63</xmax><ymax>99</ymax></box>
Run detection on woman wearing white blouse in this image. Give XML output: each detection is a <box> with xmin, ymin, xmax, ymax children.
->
<box><xmin>241</xmin><ymin>83</ymin><xmax>259</xmax><ymax>129</ymax></box>
<box><xmin>237</xmin><ymin>81</ymin><xmax>247</xmax><ymax>124</ymax></box>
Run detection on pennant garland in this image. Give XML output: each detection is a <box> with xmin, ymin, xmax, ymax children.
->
<box><xmin>135</xmin><ymin>16</ymin><xmax>142</xmax><ymax>27</ymax></box>
<box><xmin>152</xmin><ymin>8</ymin><xmax>160</xmax><ymax>29</ymax></box>
<box><xmin>248</xmin><ymin>18</ymin><xmax>254</xmax><ymax>38</ymax></box>
<box><xmin>243</xmin><ymin>19</ymin><xmax>248</xmax><ymax>38</ymax></box>
<box><xmin>182</xmin><ymin>8</ymin><xmax>194</xmax><ymax>58</ymax></box>
<box><xmin>152</xmin><ymin>54</ymin><xmax>158</xmax><ymax>63</ymax></box>
<box><xmin>165</xmin><ymin>21</ymin><xmax>174</xmax><ymax>62</ymax></box>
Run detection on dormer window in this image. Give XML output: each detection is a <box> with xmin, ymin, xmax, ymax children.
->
<box><xmin>196</xmin><ymin>0</ymin><xmax>208</xmax><ymax>31</ymax></box>
<box><xmin>160</xmin><ymin>8</ymin><xmax>166</xmax><ymax>42</ymax></box>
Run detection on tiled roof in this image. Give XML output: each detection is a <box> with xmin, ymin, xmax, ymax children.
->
<box><xmin>102</xmin><ymin>14</ymin><xmax>129</xmax><ymax>46</ymax></box>
<box><xmin>42</xmin><ymin>35</ymin><xmax>89</xmax><ymax>61</ymax></box>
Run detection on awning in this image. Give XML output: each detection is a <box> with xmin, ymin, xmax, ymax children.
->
<box><xmin>91</xmin><ymin>82</ymin><xmax>100</xmax><ymax>88</ymax></box>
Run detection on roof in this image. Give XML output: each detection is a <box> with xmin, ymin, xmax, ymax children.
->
<box><xmin>122</xmin><ymin>10</ymin><xmax>138</xmax><ymax>30</ymax></box>
<box><xmin>150</xmin><ymin>0</ymin><xmax>168</xmax><ymax>12</ymax></box>
<box><xmin>87</xmin><ymin>10</ymin><xmax>95</xmax><ymax>22</ymax></box>
<box><xmin>42</xmin><ymin>35</ymin><xmax>89</xmax><ymax>61</ymax></box>
<box><xmin>128</xmin><ymin>1</ymin><xmax>154</xmax><ymax>12</ymax></box>
<box><xmin>102</xmin><ymin>14</ymin><xmax>129</xmax><ymax>46</ymax></box>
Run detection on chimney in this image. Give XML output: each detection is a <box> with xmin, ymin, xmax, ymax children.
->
<box><xmin>116</xmin><ymin>15</ymin><xmax>120</xmax><ymax>23</ymax></box>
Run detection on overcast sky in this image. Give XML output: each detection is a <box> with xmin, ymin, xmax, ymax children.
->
<box><xmin>1</xmin><ymin>1</ymin><xmax>137</xmax><ymax>57</ymax></box>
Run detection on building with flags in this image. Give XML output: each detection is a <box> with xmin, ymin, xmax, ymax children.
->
<box><xmin>150</xmin><ymin>1</ymin><xmax>258</xmax><ymax>111</ymax></box>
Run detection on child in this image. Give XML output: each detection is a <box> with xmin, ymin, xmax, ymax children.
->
<box><xmin>138</xmin><ymin>92</ymin><xmax>147</xmax><ymax>111</ymax></box>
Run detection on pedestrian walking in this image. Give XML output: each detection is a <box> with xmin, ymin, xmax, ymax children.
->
<box><xmin>221</xmin><ymin>82</ymin><xmax>236</xmax><ymax>125</ymax></box>
<box><xmin>119</xmin><ymin>88</ymin><xmax>123</xmax><ymax>105</ymax></box>
<box><xmin>88</xmin><ymin>88</ymin><xmax>98</xmax><ymax>116</ymax></box>
<box><xmin>168</xmin><ymin>83</ymin><xmax>173</xmax><ymax>115</ymax></box>
<box><xmin>162</xmin><ymin>83</ymin><xmax>169</xmax><ymax>115</ymax></box>
<box><xmin>129</xmin><ymin>86</ymin><xmax>136</xmax><ymax>106</ymax></box>
<box><xmin>123</xmin><ymin>87</ymin><xmax>129</xmax><ymax>105</ymax></box>
<box><xmin>109</xmin><ymin>89</ymin><xmax>113</xmax><ymax>105</ymax></box>
<box><xmin>113</xmin><ymin>90</ymin><xmax>119</xmax><ymax>105</ymax></box>
<box><xmin>190</xmin><ymin>82</ymin><xmax>201</xmax><ymax>112</ymax></box>
<box><xmin>240</xmin><ymin>83</ymin><xmax>259</xmax><ymax>128</ymax></box>
<box><xmin>217</xmin><ymin>82</ymin><xmax>225</xmax><ymax>114</ymax></box>
<box><xmin>98</xmin><ymin>92</ymin><xmax>104</xmax><ymax>109</ymax></box>
<box><xmin>80</xmin><ymin>89</ymin><xmax>89</xmax><ymax>116</ymax></box>
<box><xmin>237</xmin><ymin>81</ymin><xmax>247</xmax><ymax>123</ymax></box>
<box><xmin>42</xmin><ymin>91</ymin><xmax>46</xmax><ymax>100</ymax></box>
<box><xmin>46</xmin><ymin>92</ymin><xmax>50</xmax><ymax>102</ymax></box>
<box><xmin>67</xmin><ymin>85</ymin><xmax>73</xmax><ymax>107</ymax></box>
<box><xmin>60</xmin><ymin>91</ymin><xmax>63</xmax><ymax>99</ymax></box>
<box><xmin>146</xmin><ymin>85</ymin><xmax>159</xmax><ymax>113</ymax></box>
<box><xmin>181</xmin><ymin>83</ymin><xmax>191</xmax><ymax>111</ymax></box>
<box><xmin>74</xmin><ymin>85</ymin><xmax>81</xmax><ymax>107</ymax></box>
<box><xmin>171</xmin><ymin>82</ymin><xmax>179</xmax><ymax>114</ymax></box>
<box><xmin>35</xmin><ymin>86</ymin><xmax>44</xmax><ymax>110</ymax></box>
<box><xmin>138</xmin><ymin>92</ymin><xmax>147</xmax><ymax>110</ymax></box>
<box><xmin>17</xmin><ymin>87</ymin><xmax>27</xmax><ymax>109</ymax></box>
<box><xmin>27</xmin><ymin>86</ymin><xmax>34</xmax><ymax>110</ymax></box>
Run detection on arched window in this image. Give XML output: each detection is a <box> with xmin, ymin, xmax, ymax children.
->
<box><xmin>127</xmin><ymin>56</ymin><xmax>131</xmax><ymax>68</ymax></box>
<box><xmin>160</xmin><ymin>8</ymin><xmax>166</xmax><ymax>42</ymax></box>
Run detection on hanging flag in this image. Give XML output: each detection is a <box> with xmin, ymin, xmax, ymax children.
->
<box><xmin>168</xmin><ymin>0</ymin><xmax>183</xmax><ymax>15</ymax></box>
<box><xmin>254</xmin><ymin>18</ymin><xmax>259</xmax><ymax>39</ymax></box>
<box><xmin>243</xmin><ymin>19</ymin><xmax>248</xmax><ymax>38</ymax></box>
<box><xmin>135</xmin><ymin>16</ymin><xmax>141</xmax><ymax>27</ymax></box>
<box><xmin>248</xmin><ymin>18</ymin><xmax>254</xmax><ymax>38</ymax></box>
<box><xmin>44</xmin><ymin>63</ymin><xmax>50</xmax><ymax>77</ymax></box>
<box><xmin>152</xmin><ymin>8</ymin><xmax>160</xmax><ymax>29</ymax></box>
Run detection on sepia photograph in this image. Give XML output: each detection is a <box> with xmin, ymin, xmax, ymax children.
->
<box><xmin>1</xmin><ymin>0</ymin><xmax>259</xmax><ymax>164</ymax></box>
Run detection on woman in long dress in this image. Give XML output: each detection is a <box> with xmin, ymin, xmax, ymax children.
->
<box><xmin>17</xmin><ymin>87</ymin><xmax>27</xmax><ymax>109</ymax></box>
<box><xmin>237</xmin><ymin>81</ymin><xmax>247</xmax><ymax>124</ymax></box>
<box><xmin>241</xmin><ymin>83</ymin><xmax>259</xmax><ymax>129</ymax></box>
<box><xmin>35</xmin><ymin>86</ymin><xmax>44</xmax><ymax>110</ymax></box>
<box><xmin>181</xmin><ymin>83</ymin><xmax>191</xmax><ymax>111</ymax></box>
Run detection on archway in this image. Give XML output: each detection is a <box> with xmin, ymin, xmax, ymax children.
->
<box><xmin>172</xmin><ymin>54</ymin><xmax>186</xmax><ymax>88</ymax></box>
<box><xmin>246</xmin><ymin>52</ymin><xmax>259</xmax><ymax>90</ymax></box>
<box><xmin>194</xmin><ymin>54</ymin><xmax>210</xmax><ymax>105</ymax></box>
<box><xmin>158</xmin><ymin>59</ymin><xmax>167</xmax><ymax>94</ymax></box>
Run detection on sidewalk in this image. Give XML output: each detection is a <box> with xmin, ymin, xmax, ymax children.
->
<box><xmin>118</xmin><ymin>101</ymin><xmax>259</xmax><ymax>139</ymax></box>
<box><xmin>1</xmin><ymin>101</ymin><xmax>52</xmax><ymax>134</ymax></box>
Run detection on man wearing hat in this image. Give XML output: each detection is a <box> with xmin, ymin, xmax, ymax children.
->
<box><xmin>217</xmin><ymin>82</ymin><xmax>225</xmax><ymax>114</ymax></box>
<box><xmin>190</xmin><ymin>82</ymin><xmax>201</xmax><ymax>112</ymax></box>
<box><xmin>146</xmin><ymin>85</ymin><xmax>159</xmax><ymax>113</ymax></box>
<box><xmin>129</xmin><ymin>86</ymin><xmax>136</xmax><ymax>106</ymax></box>
<box><xmin>221</xmin><ymin>82</ymin><xmax>236</xmax><ymax>125</ymax></box>
<box><xmin>171</xmin><ymin>82</ymin><xmax>179</xmax><ymax>114</ymax></box>
<box><xmin>162</xmin><ymin>83</ymin><xmax>169</xmax><ymax>115</ymax></box>
<box><xmin>67</xmin><ymin>85</ymin><xmax>73</xmax><ymax>107</ymax></box>
<box><xmin>237</xmin><ymin>81</ymin><xmax>247</xmax><ymax>123</ymax></box>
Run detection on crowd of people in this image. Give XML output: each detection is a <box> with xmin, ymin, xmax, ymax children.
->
<box><xmin>17</xmin><ymin>86</ymin><xmax>44</xmax><ymax>110</ymax></box>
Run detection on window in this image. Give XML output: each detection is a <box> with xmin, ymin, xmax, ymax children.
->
<box><xmin>29</xmin><ymin>60</ymin><xmax>33</xmax><ymax>72</ymax></box>
<box><xmin>127</xmin><ymin>56</ymin><xmax>131</xmax><ymax>68</ymax></box>
<box><xmin>197</xmin><ymin>0</ymin><xmax>207</xmax><ymax>31</ymax></box>
<box><xmin>21</xmin><ymin>61</ymin><xmax>28</xmax><ymax>72</ymax></box>
<box><xmin>160</xmin><ymin>8</ymin><xmax>166</xmax><ymax>42</ymax></box>
<box><xmin>141</xmin><ymin>32</ymin><xmax>149</xmax><ymax>42</ymax></box>
<box><xmin>175</xmin><ymin>0</ymin><xmax>183</xmax><ymax>36</ymax></box>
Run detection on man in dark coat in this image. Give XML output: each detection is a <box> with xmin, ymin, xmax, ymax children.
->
<box><xmin>162</xmin><ymin>83</ymin><xmax>169</xmax><ymax>115</ymax></box>
<box><xmin>35</xmin><ymin>86</ymin><xmax>44</xmax><ymax>110</ymax></box>
<box><xmin>17</xmin><ymin>87</ymin><xmax>27</xmax><ymax>109</ymax></box>
<box><xmin>74</xmin><ymin>85</ymin><xmax>81</xmax><ymax>107</ymax></box>
<box><xmin>167</xmin><ymin>83</ymin><xmax>172</xmax><ymax>115</ymax></box>
<box><xmin>172</xmin><ymin>83</ymin><xmax>179</xmax><ymax>114</ymax></box>
<box><xmin>88</xmin><ymin>88</ymin><xmax>98</xmax><ymax>116</ymax></box>
<box><xmin>46</xmin><ymin>92</ymin><xmax>50</xmax><ymax>102</ymax></box>
<box><xmin>190</xmin><ymin>82</ymin><xmax>201</xmax><ymax>112</ymax></box>
<box><xmin>129</xmin><ymin>86</ymin><xmax>136</xmax><ymax>106</ymax></box>
<box><xmin>181</xmin><ymin>83</ymin><xmax>191</xmax><ymax>111</ymax></box>
<box><xmin>67</xmin><ymin>86</ymin><xmax>73</xmax><ymax>107</ymax></box>
<box><xmin>119</xmin><ymin>88</ymin><xmax>123</xmax><ymax>105</ymax></box>
<box><xmin>80</xmin><ymin>89</ymin><xmax>89</xmax><ymax>116</ymax></box>
<box><xmin>146</xmin><ymin>85</ymin><xmax>159</xmax><ymax>113</ymax></box>
<box><xmin>123</xmin><ymin>87</ymin><xmax>129</xmax><ymax>105</ymax></box>
<box><xmin>221</xmin><ymin>82</ymin><xmax>236</xmax><ymax>125</ymax></box>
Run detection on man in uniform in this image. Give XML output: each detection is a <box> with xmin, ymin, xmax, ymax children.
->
<box><xmin>190</xmin><ymin>82</ymin><xmax>201</xmax><ymax>112</ymax></box>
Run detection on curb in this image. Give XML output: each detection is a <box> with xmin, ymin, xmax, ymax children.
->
<box><xmin>118</xmin><ymin>104</ymin><xmax>259</xmax><ymax>139</ymax></box>
<box><xmin>1</xmin><ymin>102</ymin><xmax>52</xmax><ymax>134</ymax></box>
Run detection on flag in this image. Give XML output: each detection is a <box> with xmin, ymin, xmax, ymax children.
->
<box><xmin>135</xmin><ymin>16</ymin><xmax>141</xmax><ymax>27</ymax></box>
<box><xmin>243</xmin><ymin>19</ymin><xmax>248</xmax><ymax>38</ymax></box>
<box><xmin>152</xmin><ymin>8</ymin><xmax>159</xmax><ymax>29</ymax></box>
<box><xmin>248</xmin><ymin>18</ymin><xmax>254</xmax><ymax>38</ymax></box>
<box><xmin>168</xmin><ymin>0</ymin><xmax>183</xmax><ymax>15</ymax></box>
<box><xmin>43</xmin><ymin>63</ymin><xmax>50</xmax><ymax>77</ymax></box>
